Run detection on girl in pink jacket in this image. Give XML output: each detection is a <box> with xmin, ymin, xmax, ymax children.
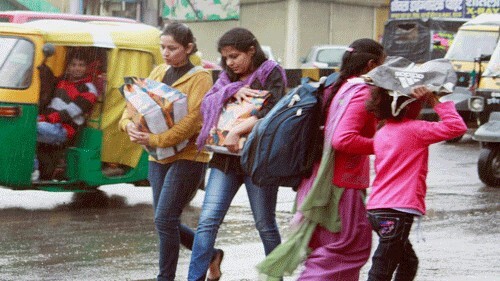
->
<box><xmin>365</xmin><ymin>85</ymin><xmax>467</xmax><ymax>281</ymax></box>
<box><xmin>257</xmin><ymin>38</ymin><xmax>386</xmax><ymax>281</ymax></box>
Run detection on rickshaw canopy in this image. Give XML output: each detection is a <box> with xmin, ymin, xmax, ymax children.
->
<box><xmin>0</xmin><ymin>22</ymin><xmax>41</xmax><ymax>36</ymax></box>
<box><xmin>21</xmin><ymin>19</ymin><xmax>161</xmax><ymax>53</ymax></box>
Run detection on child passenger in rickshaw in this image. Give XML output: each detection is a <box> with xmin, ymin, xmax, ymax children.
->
<box><xmin>34</xmin><ymin>51</ymin><xmax>99</xmax><ymax>180</ymax></box>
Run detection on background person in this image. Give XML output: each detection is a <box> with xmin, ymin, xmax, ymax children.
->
<box><xmin>188</xmin><ymin>27</ymin><xmax>287</xmax><ymax>281</ymax></box>
<box><xmin>118</xmin><ymin>22</ymin><xmax>221</xmax><ymax>281</ymax></box>
<box><xmin>365</xmin><ymin>85</ymin><xmax>467</xmax><ymax>281</ymax></box>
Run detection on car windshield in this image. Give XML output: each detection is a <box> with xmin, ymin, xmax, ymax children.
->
<box><xmin>0</xmin><ymin>37</ymin><xmax>34</xmax><ymax>89</ymax></box>
<box><xmin>316</xmin><ymin>48</ymin><xmax>345</xmax><ymax>67</ymax></box>
<box><xmin>445</xmin><ymin>30</ymin><xmax>498</xmax><ymax>61</ymax></box>
<box><xmin>484</xmin><ymin>43</ymin><xmax>500</xmax><ymax>77</ymax></box>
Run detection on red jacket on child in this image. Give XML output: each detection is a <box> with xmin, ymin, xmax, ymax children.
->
<box><xmin>39</xmin><ymin>75</ymin><xmax>98</xmax><ymax>140</ymax></box>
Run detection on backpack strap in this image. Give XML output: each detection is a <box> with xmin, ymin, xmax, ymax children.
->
<box><xmin>324</xmin><ymin>72</ymin><xmax>339</xmax><ymax>88</ymax></box>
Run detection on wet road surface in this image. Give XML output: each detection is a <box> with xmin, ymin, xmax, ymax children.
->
<box><xmin>0</xmin><ymin>134</ymin><xmax>499</xmax><ymax>280</ymax></box>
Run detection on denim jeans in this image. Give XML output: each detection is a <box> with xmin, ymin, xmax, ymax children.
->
<box><xmin>37</xmin><ymin>122</ymin><xmax>67</xmax><ymax>145</ymax></box>
<box><xmin>188</xmin><ymin>167</ymin><xmax>282</xmax><ymax>281</ymax></box>
<box><xmin>148</xmin><ymin>160</ymin><xmax>206</xmax><ymax>281</ymax></box>
<box><xmin>367</xmin><ymin>209</ymin><xmax>419</xmax><ymax>281</ymax></box>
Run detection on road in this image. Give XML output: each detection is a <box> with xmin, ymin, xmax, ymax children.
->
<box><xmin>0</xmin><ymin>134</ymin><xmax>499</xmax><ymax>281</ymax></box>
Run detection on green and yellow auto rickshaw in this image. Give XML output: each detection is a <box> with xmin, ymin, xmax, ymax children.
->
<box><xmin>0</xmin><ymin>19</ymin><xmax>162</xmax><ymax>191</ymax></box>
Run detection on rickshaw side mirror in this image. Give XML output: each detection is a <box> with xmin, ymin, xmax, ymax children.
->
<box><xmin>42</xmin><ymin>43</ymin><xmax>55</xmax><ymax>58</ymax></box>
<box><xmin>475</xmin><ymin>54</ymin><xmax>492</xmax><ymax>63</ymax></box>
<box><xmin>480</xmin><ymin>54</ymin><xmax>492</xmax><ymax>61</ymax></box>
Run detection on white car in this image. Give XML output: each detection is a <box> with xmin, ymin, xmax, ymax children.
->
<box><xmin>300</xmin><ymin>45</ymin><xmax>348</xmax><ymax>68</ymax></box>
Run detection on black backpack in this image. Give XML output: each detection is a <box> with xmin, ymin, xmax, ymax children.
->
<box><xmin>240</xmin><ymin>74</ymin><xmax>338</xmax><ymax>188</ymax></box>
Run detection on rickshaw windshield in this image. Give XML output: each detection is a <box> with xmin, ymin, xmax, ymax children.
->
<box><xmin>445</xmin><ymin>30</ymin><xmax>498</xmax><ymax>62</ymax></box>
<box><xmin>484</xmin><ymin>43</ymin><xmax>500</xmax><ymax>78</ymax></box>
<box><xmin>0</xmin><ymin>36</ymin><xmax>34</xmax><ymax>89</ymax></box>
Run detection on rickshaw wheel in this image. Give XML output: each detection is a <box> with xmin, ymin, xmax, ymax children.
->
<box><xmin>478</xmin><ymin>147</ymin><xmax>500</xmax><ymax>187</ymax></box>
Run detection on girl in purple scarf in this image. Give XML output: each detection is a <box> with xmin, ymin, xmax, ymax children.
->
<box><xmin>189</xmin><ymin>28</ymin><xmax>287</xmax><ymax>281</ymax></box>
<box><xmin>196</xmin><ymin>42</ymin><xmax>286</xmax><ymax>150</ymax></box>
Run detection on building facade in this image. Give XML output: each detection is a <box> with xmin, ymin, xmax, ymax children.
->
<box><xmin>3</xmin><ymin>0</ymin><xmax>389</xmax><ymax>67</ymax></box>
<box><xmin>170</xmin><ymin>0</ymin><xmax>389</xmax><ymax>67</ymax></box>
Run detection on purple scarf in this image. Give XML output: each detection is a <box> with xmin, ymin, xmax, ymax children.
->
<box><xmin>196</xmin><ymin>59</ymin><xmax>286</xmax><ymax>149</ymax></box>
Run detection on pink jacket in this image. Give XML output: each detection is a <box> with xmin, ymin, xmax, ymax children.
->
<box><xmin>331</xmin><ymin>82</ymin><xmax>377</xmax><ymax>189</ymax></box>
<box><xmin>367</xmin><ymin>101</ymin><xmax>467</xmax><ymax>214</ymax></box>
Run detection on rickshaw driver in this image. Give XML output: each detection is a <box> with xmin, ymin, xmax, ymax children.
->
<box><xmin>37</xmin><ymin>52</ymin><xmax>98</xmax><ymax>145</ymax></box>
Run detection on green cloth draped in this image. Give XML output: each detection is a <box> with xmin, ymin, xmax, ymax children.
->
<box><xmin>256</xmin><ymin>219</ymin><xmax>316</xmax><ymax>280</ymax></box>
<box><xmin>256</xmin><ymin>144</ymin><xmax>344</xmax><ymax>279</ymax></box>
<box><xmin>257</xmin><ymin>80</ymin><xmax>365</xmax><ymax>279</ymax></box>
<box><xmin>300</xmin><ymin>147</ymin><xmax>344</xmax><ymax>233</ymax></box>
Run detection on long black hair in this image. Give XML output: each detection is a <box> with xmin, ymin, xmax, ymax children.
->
<box><xmin>217</xmin><ymin>27</ymin><xmax>267</xmax><ymax>82</ymax></box>
<box><xmin>325</xmin><ymin>38</ymin><xmax>385</xmax><ymax>111</ymax></box>
<box><xmin>161</xmin><ymin>22</ymin><xmax>198</xmax><ymax>55</ymax></box>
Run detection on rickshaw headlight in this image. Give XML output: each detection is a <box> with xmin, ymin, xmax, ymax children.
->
<box><xmin>468</xmin><ymin>96</ymin><xmax>485</xmax><ymax>112</ymax></box>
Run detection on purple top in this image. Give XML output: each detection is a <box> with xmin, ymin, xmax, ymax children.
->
<box><xmin>196</xmin><ymin>59</ymin><xmax>286</xmax><ymax>149</ymax></box>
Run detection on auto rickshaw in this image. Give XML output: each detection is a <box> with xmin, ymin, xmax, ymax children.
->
<box><xmin>0</xmin><ymin>19</ymin><xmax>162</xmax><ymax>191</ymax></box>
<box><xmin>441</xmin><ymin>14</ymin><xmax>500</xmax><ymax>142</ymax></box>
<box><xmin>467</xmin><ymin>40</ymin><xmax>500</xmax><ymax>187</ymax></box>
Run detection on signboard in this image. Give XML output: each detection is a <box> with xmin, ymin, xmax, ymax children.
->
<box><xmin>162</xmin><ymin>0</ymin><xmax>240</xmax><ymax>21</ymax></box>
<box><xmin>390</xmin><ymin>0</ymin><xmax>500</xmax><ymax>19</ymax></box>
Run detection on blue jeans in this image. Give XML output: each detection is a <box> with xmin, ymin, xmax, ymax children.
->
<box><xmin>148</xmin><ymin>160</ymin><xmax>207</xmax><ymax>281</ymax></box>
<box><xmin>367</xmin><ymin>209</ymin><xmax>419</xmax><ymax>281</ymax></box>
<box><xmin>37</xmin><ymin>122</ymin><xmax>67</xmax><ymax>145</ymax></box>
<box><xmin>188</xmin><ymin>168</ymin><xmax>281</xmax><ymax>281</ymax></box>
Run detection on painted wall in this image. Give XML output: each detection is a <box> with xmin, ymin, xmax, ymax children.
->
<box><xmin>183</xmin><ymin>20</ymin><xmax>238</xmax><ymax>63</ymax></box>
<box><xmin>186</xmin><ymin>0</ymin><xmax>389</xmax><ymax>67</ymax></box>
<box><xmin>240</xmin><ymin>1</ymin><xmax>287</xmax><ymax>64</ymax></box>
<box><xmin>30</xmin><ymin>0</ymin><xmax>390</xmax><ymax>67</ymax></box>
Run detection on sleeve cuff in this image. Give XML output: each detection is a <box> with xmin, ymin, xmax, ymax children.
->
<box><xmin>149</xmin><ymin>134</ymin><xmax>159</xmax><ymax>147</ymax></box>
